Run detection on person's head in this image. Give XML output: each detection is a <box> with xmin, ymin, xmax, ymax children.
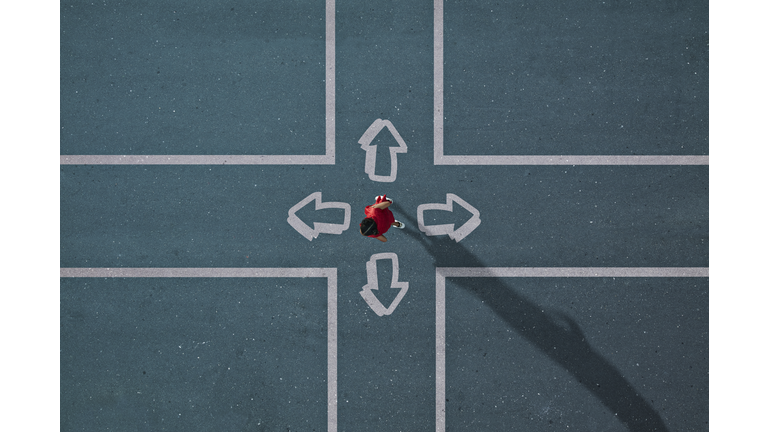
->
<box><xmin>360</xmin><ymin>218</ymin><xmax>378</xmax><ymax>237</ymax></box>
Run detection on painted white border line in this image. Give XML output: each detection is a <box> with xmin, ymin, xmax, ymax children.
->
<box><xmin>434</xmin><ymin>155</ymin><xmax>710</xmax><ymax>165</ymax></box>
<box><xmin>59</xmin><ymin>155</ymin><xmax>335</xmax><ymax>165</ymax></box>
<box><xmin>433</xmin><ymin>0</ymin><xmax>708</xmax><ymax>166</ymax></box>
<box><xmin>61</xmin><ymin>267</ymin><xmax>338</xmax><ymax>432</ymax></box>
<box><xmin>60</xmin><ymin>0</ymin><xmax>336</xmax><ymax>166</ymax></box>
<box><xmin>436</xmin><ymin>267</ymin><xmax>709</xmax><ymax>278</ymax></box>
<box><xmin>434</xmin><ymin>266</ymin><xmax>708</xmax><ymax>432</ymax></box>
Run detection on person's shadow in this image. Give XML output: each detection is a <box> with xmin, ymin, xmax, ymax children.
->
<box><xmin>393</xmin><ymin>204</ymin><xmax>669</xmax><ymax>432</ymax></box>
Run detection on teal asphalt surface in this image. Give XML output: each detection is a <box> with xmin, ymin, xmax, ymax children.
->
<box><xmin>61</xmin><ymin>1</ymin><xmax>708</xmax><ymax>431</ymax></box>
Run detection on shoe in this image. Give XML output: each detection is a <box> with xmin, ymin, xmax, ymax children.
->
<box><xmin>375</xmin><ymin>195</ymin><xmax>393</xmax><ymax>204</ymax></box>
<box><xmin>393</xmin><ymin>220</ymin><xmax>405</xmax><ymax>229</ymax></box>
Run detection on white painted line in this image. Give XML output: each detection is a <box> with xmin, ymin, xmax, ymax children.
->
<box><xmin>433</xmin><ymin>0</ymin><xmax>444</xmax><ymax>171</ymax></box>
<box><xmin>436</xmin><ymin>267</ymin><xmax>709</xmax><ymax>278</ymax></box>
<box><xmin>359</xmin><ymin>253</ymin><xmax>409</xmax><ymax>316</ymax></box>
<box><xmin>417</xmin><ymin>193</ymin><xmax>481</xmax><ymax>242</ymax></box>
<box><xmin>326</xmin><ymin>0</ymin><xmax>336</xmax><ymax>164</ymax></box>
<box><xmin>287</xmin><ymin>192</ymin><xmax>352</xmax><ymax>241</ymax></box>
<box><xmin>432</xmin><ymin>0</ymin><xmax>708</xmax><ymax>166</ymax></box>
<box><xmin>434</xmin><ymin>155</ymin><xmax>710</xmax><ymax>165</ymax></box>
<box><xmin>60</xmin><ymin>267</ymin><xmax>336</xmax><ymax>278</ymax></box>
<box><xmin>59</xmin><ymin>155</ymin><xmax>335</xmax><ymax>165</ymax></box>
<box><xmin>358</xmin><ymin>119</ymin><xmax>408</xmax><ymax>183</ymax></box>
<box><xmin>61</xmin><ymin>267</ymin><xmax>338</xmax><ymax>432</ymax></box>
<box><xmin>435</xmin><ymin>266</ymin><xmax>446</xmax><ymax>432</ymax></box>
<box><xmin>434</xmin><ymin>266</ymin><xmax>708</xmax><ymax>432</ymax></box>
<box><xmin>326</xmin><ymin>267</ymin><xmax>338</xmax><ymax>432</ymax></box>
<box><xmin>60</xmin><ymin>0</ymin><xmax>337</xmax><ymax>166</ymax></box>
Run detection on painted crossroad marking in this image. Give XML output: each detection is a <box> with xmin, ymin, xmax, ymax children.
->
<box><xmin>359</xmin><ymin>253</ymin><xmax>409</xmax><ymax>316</ymax></box>
<box><xmin>60</xmin><ymin>267</ymin><xmax>339</xmax><ymax>432</ymax></box>
<box><xmin>60</xmin><ymin>0</ymin><xmax>337</xmax><ymax>166</ymax></box>
<box><xmin>433</xmin><ymin>266</ymin><xmax>709</xmax><ymax>432</ymax></box>
<box><xmin>60</xmin><ymin>0</ymin><xmax>707</xmax><ymax>429</ymax></box>
<box><xmin>432</xmin><ymin>0</ymin><xmax>708</xmax><ymax>166</ymax></box>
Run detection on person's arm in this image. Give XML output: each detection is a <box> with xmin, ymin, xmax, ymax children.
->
<box><xmin>375</xmin><ymin>235</ymin><xmax>387</xmax><ymax>242</ymax></box>
<box><xmin>372</xmin><ymin>201</ymin><xmax>391</xmax><ymax>209</ymax></box>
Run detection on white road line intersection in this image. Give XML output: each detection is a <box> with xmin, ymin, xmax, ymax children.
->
<box><xmin>60</xmin><ymin>0</ymin><xmax>708</xmax><ymax>430</ymax></box>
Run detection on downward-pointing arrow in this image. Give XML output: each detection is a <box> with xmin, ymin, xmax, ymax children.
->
<box><xmin>417</xmin><ymin>193</ymin><xmax>481</xmax><ymax>242</ymax></box>
<box><xmin>358</xmin><ymin>118</ymin><xmax>408</xmax><ymax>183</ymax></box>
<box><xmin>359</xmin><ymin>253</ymin><xmax>409</xmax><ymax>316</ymax></box>
<box><xmin>287</xmin><ymin>192</ymin><xmax>351</xmax><ymax>241</ymax></box>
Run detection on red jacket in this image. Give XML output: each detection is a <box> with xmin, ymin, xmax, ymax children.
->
<box><xmin>364</xmin><ymin>200</ymin><xmax>395</xmax><ymax>237</ymax></box>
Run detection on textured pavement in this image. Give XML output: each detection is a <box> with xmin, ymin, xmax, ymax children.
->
<box><xmin>61</xmin><ymin>1</ymin><xmax>708</xmax><ymax>431</ymax></box>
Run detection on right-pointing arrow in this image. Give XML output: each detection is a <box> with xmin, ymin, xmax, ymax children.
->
<box><xmin>287</xmin><ymin>192</ymin><xmax>351</xmax><ymax>241</ymax></box>
<box><xmin>417</xmin><ymin>193</ymin><xmax>481</xmax><ymax>242</ymax></box>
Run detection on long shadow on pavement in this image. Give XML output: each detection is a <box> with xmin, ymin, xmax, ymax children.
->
<box><xmin>393</xmin><ymin>203</ymin><xmax>669</xmax><ymax>432</ymax></box>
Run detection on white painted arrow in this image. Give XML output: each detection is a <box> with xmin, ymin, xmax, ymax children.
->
<box><xmin>359</xmin><ymin>253</ymin><xmax>409</xmax><ymax>316</ymax></box>
<box><xmin>417</xmin><ymin>193</ymin><xmax>481</xmax><ymax>242</ymax></box>
<box><xmin>358</xmin><ymin>118</ymin><xmax>408</xmax><ymax>183</ymax></box>
<box><xmin>287</xmin><ymin>192</ymin><xmax>351</xmax><ymax>241</ymax></box>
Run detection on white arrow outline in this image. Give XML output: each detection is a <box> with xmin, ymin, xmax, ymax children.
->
<box><xmin>287</xmin><ymin>192</ymin><xmax>351</xmax><ymax>241</ymax></box>
<box><xmin>359</xmin><ymin>253</ymin><xmax>409</xmax><ymax>316</ymax></box>
<box><xmin>358</xmin><ymin>119</ymin><xmax>408</xmax><ymax>183</ymax></box>
<box><xmin>417</xmin><ymin>193</ymin><xmax>481</xmax><ymax>242</ymax></box>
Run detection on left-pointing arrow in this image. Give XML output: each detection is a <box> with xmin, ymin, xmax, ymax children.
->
<box><xmin>287</xmin><ymin>192</ymin><xmax>352</xmax><ymax>241</ymax></box>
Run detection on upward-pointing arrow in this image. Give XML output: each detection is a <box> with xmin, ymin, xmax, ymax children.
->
<box><xmin>358</xmin><ymin>118</ymin><xmax>408</xmax><ymax>183</ymax></box>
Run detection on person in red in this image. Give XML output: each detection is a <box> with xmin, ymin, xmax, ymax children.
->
<box><xmin>359</xmin><ymin>195</ymin><xmax>404</xmax><ymax>242</ymax></box>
